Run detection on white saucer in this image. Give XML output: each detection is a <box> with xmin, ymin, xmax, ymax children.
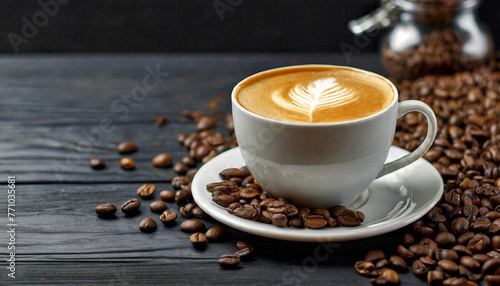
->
<box><xmin>192</xmin><ymin>146</ymin><xmax>443</xmax><ymax>242</ymax></box>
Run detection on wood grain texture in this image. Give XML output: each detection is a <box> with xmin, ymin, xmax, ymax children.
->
<box><xmin>0</xmin><ymin>54</ymin><xmax>426</xmax><ymax>285</ymax></box>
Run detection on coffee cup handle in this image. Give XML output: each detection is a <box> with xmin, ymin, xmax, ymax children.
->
<box><xmin>376</xmin><ymin>100</ymin><xmax>438</xmax><ymax>179</ymax></box>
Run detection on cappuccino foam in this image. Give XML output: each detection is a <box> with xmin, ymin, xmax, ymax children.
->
<box><xmin>236</xmin><ymin>66</ymin><xmax>394</xmax><ymax>123</ymax></box>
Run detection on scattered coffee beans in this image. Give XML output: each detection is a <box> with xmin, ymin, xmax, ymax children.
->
<box><xmin>137</xmin><ymin>184</ymin><xmax>156</xmax><ymax>198</ymax></box>
<box><xmin>90</xmin><ymin>158</ymin><xmax>105</xmax><ymax>170</ymax></box>
<box><xmin>139</xmin><ymin>218</ymin><xmax>157</xmax><ymax>233</ymax></box>
<box><xmin>205</xmin><ymin>227</ymin><xmax>231</xmax><ymax>242</ymax></box>
<box><xmin>208</xmin><ymin>167</ymin><xmax>365</xmax><ymax>229</ymax></box>
<box><xmin>190</xmin><ymin>232</ymin><xmax>207</xmax><ymax>249</ymax></box>
<box><xmin>159</xmin><ymin>190</ymin><xmax>175</xmax><ymax>202</ymax></box>
<box><xmin>120</xmin><ymin>158</ymin><xmax>135</xmax><ymax>170</ymax></box>
<box><xmin>152</xmin><ymin>153</ymin><xmax>173</xmax><ymax>168</ymax></box>
<box><xmin>173</xmin><ymin>162</ymin><xmax>188</xmax><ymax>174</ymax></box>
<box><xmin>218</xmin><ymin>254</ymin><xmax>240</xmax><ymax>269</ymax></box>
<box><xmin>159</xmin><ymin>210</ymin><xmax>177</xmax><ymax>224</ymax></box>
<box><xmin>95</xmin><ymin>203</ymin><xmax>117</xmax><ymax>217</ymax></box>
<box><xmin>180</xmin><ymin>220</ymin><xmax>206</xmax><ymax>233</ymax></box>
<box><xmin>117</xmin><ymin>141</ymin><xmax>138</xmax><ymax>154</ymax></box>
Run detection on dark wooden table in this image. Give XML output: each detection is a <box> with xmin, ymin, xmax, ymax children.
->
<box><xmin>0</xmin><ymin>54</ymin><xmax>427</xmax><ymax>285</ymax></box>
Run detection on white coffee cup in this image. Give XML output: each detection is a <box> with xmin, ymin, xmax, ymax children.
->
<box><xmin>231</xmin><ymin>65</ymin><xmax>437</xmax><ymax>209</ymax></box>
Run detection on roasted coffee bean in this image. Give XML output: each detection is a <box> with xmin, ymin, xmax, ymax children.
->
<box><xmin>492</xmin><ymin>235</ymin><xmax>500</xmax><ymax>249</ymax></box>
<box><xmin>271</xmin><ymin>213</ymin><xmax>287</xmax><ymax>227</ymax></box>
<box><xmin>241</xmin><ymin>175</ymin><xmax>254</xmax><ymax>186</ymax></box>
<box><xmin>139</xmin><ymin>218</ymin><xmax>157</xmax><ymax>233</ymax></box>
<box><xmin>468</xmin><ymin>234</ymin><xmax>487</xmax><ymax>253</ymax></box>
<box><xmin>371</xmin><ymin>269</ymin><xmax>400</xmax><ymax>285</ymax></box>
<box><xmin>155</xmin><ymin>116</ymin><xmax>169</xmax><ymax>127</ymax></box>
<box><xmin>235</xmin><ymin>247</ymin><xmax>253</xmax><ymax>261</ymax></box>
<box><xmin>326</xmin><ymin>217</ymin><xmax>338</xmax><ymax>227</ymax></box>
<box><xmin>474</xmin><ymin>254</ymin><xmax>491</xmax><ymax>264</ymax></box>
<box><xmin>121</xmin><ymin>199</ymin><xmax>141</xmax><ymax>214</ymax></box>
<box><xmin>159</xmin><ymin>190</ymin><xmax>175</xmax><ymax>202</ymax></box>
<box><xmin>219</xmin><ymin>168</ymin><xmax>246</xmax><ymax>180</ymax></box>
<box><xmin>186</xmin><ymin>169</ymin><xmax>198</xmax><ymax>180</ymax></box>
<box><xmin>403</xmin><ymin>233</ymin><xmax>416</xmax><ymax>245</ymax></box>
<box><xmin>427</xmin><ymin>270</ymin><xmax>444</xmax><ymax>286</ymax></box>
<box><xmin>436</xmin><ymin>249</ymin><xmax>459</xmax><ymax>262</ymax></box>
<box><xmin>452</xmin><ymin>217</ymin><xmax>470</xmax><ymax>233</ymax></box>
<box><xmin>152</xmin><ymin>153</ymin><xmax>173</xmax><ymax>168</ymax></box>
<box><xmin>337</xmin><ymin>209</ymin><xmax>362</xmax><ymax>226</ymax></box>
<box><xmin>389</xmin><ymin>255</ymin><xmax>407</xmax><ymax>272</ymax></box>
<box><xmin>330</xmin><ymin>205</ymin><xmax>347</xmax><ymax>218</ymax></box>
<box><xmin>376</xmin><ymin>259</ymin><xmax>389</xmax><ymax>269</ymax></box>
<box><xmin>205</xmin><ymin>227</ymin><xmax>231</xmax><ymax>242</ymax></box>
<box><xmin>239</xmin><ymin>188</ymin><xmax>260</xmax><ymax>200</ymax></box>
<box><xmin>180</xmin><ymin>203</ymin><xmax>195</xmax><ymax>217</ymax></box>
<box><xmin>484</xmin><ymin>275</ymin><xmax>500</xmax><ymax>285</ymax></box>
<box><xmin>460</xmin><ymin>256</ymin><xmax>480</xmax><ymax>269</ymax></box>
<box><xmin>180</xmin><ymin>220</ymin><xmax>206</xmax><ymax>233</ymax></box>
<box><xmin>413</xmin><ymin>259</ymin><xmax>430</xmax><ymax>276</ymax></box>
<box><xmin>365</xmin><ymin>250</ymin><xmax>386</xmax><ymax>263</ymax></box>
<box><xmin>397</xmin><ymin>245</ymin><xmax>415</xmax><ymax>261</ymax></box>
<box><xmin>304</xmin><ymin>215</ymin><xmax>327</xmax><ymax>229</ymax></box>
<box><xmin>159</xmin><ymin>210</ymin><xmax>177</xmax><ymax>224</ymax></box>
<box><xmin>312</xmin><ymin>209</ymin><xmax>330</xmax><ymax>218</ymax></box>
<box><xmin>191</xmin><ymin>207</ymin><xmax>208</xmax><ymax>220</ymax></box>
<box><xmin>452</xmin><ymin>245</ymin><xmax>473</xmax><ymax>257</ymax></box>
<box><xmin>419</xmin><ymin>256</ymin><xmax>436</xmax><ymax>267</ymax></box>
<box><xmin>409</xmin><ymin>244</ymin><xmax>429</xmax><ymax>257</ymax></box>
<box><xmin>213</xmin><ymin>194</ymin><xmax>238</xmax><ymax>207</ymax></box>
<box><xmin>174</xmin><ymin>189</ymin><xmax>190</xmax><ymax>205</ymax></box>
<box><xmin>150</xmin><ymin>201</ymin><xmax>167</xmax><ymax>213</ymax></box>
<box><xmin>355</xmin><ymin>261</ymin><xmax>378</xmax><ymax>277</ymax></box>
<box><xmin>218</xmin><ymin>254</ymin><xmax>240</xmax><ymax>269</ymax></box>
<box><xmin>206</xmin><ymin>181</ymin><xmax>237</xmax><ymax>192</ymax></box>
<box><xmin>438</xmin><ymin>259</ymin><xmax>458</xmax><ymax>274</ymax></box>
<box><xmin>458</xmin><ymin>232</ymin><xmax>475</xmax><ymax>245</ymax></box>
<box><xmin>173</xmin><ymin>162</ymin><xmax>188</xmax><ymax>175</ymax></box>
<box><xmin>482</xmin><ymin>258</ymin><xmax>500</xmax><ymax>275</ymax></box>
<box><xmin>190</xmin><ymin>232</ymin><xmax>207</xmax><ymax>249</ymax></box>
<box><xmin>95</xmin><ymin>203</ymin><xmax>117</xmax><ymax>217</ymax></box>
<box><xmin>236</xmin><ymin>241</ymin><xmax>253</xmax><ymax>251</ymax></box>
<box><xmin>436</xmin><ymin>232</ymin><xmax>457</xmax><ymax>246</ymax></box>
<box><xmin>137</xmin><ymin>184</ymin><xmax>156</xmax><ymax>198</ymax></box>
<box><xmin>90</xmin><ymin>158</ymin><xmax>105</xmax><ymax>170</ymax></box>
<box><xmin>172</xmin><ymin>176</ymin><xmax>191</xmax><ymax>190</ymax></box>
<box><xmin>415</xmin><ymin>226</ymin><xmax>435</xmax><ymax>237</ymax></box>
<box><xmin>197</xmin><ymin>116</ymin><xmax>215</xmax><ymax>131</ymax></box>
<box><xmin>182</xmin><ymin>157</ymin><xmax>196</xmax><ymax>168</ymax></box>
<box><xmin>117</xmin><ymin>141</ymin><xmax>137</xmax><ymax>154</ymax></box>
<box><xmin>288</xmin><ymin>218</ymin><xmax>305</xmax><ymax>228</ymax></box>
<box><xmin>120</xmin><ymin>158</ymin><xmax>135</xmax><ymax>170</ymax></box>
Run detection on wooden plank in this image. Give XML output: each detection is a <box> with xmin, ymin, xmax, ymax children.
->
<box><xmin>0</xmin><ymin>54</ymin><xmax>384</xmax><ymax>183</ymax></box>
<box><xmin>0</xmin><ymin>182</ymin><xmax>425</xmax><ymax>285</ymax></box>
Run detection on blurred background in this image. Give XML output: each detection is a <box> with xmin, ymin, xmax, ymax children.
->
<box><xmin>2</xmin><ymin>0</ymin><xmax>498</xmax><ymax>54</ymax></box>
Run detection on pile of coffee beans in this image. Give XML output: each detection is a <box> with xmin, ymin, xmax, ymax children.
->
<box><xmin>355</xmin><ymin>54</ymin><xmax>500</xmax><ymax>285</ymax></box>
<box><xmin>208</xmin><ymin>167</ymin><xmax>365</xmax><ymax>229</ymax></box>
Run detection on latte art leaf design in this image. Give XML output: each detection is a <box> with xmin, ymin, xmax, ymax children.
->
<box><xmin>271</xmin><ymin>78</ymin><xmax>358</xmax><ymax>122</ymax></box>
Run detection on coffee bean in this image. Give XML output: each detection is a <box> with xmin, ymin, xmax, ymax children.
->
<box><xmin>397</xmin><ymin>245</ymin><xmax>415</xmax><ymax>261</ymax></box>
<box><xmin>95</xmin><ymin>203</ymin><xmax>117</xmax><ymax>217</ymax></box>
<box><xmin>468</xmin><ymin>234</ymin><xmax>487</xmax><ymax>253</ymax></box>
<box><xmin>155</xmin><ymin>116</ymin><xmax>169</xmax><ymax>127</ymax></box>
<box><xmin>205</xmin><ymin>227</ymin><xmax>231</xmax><ymax>242</ymax></box>
<box><xmin>182</xmin><ymin>157</ymin><xmax>196</xmax><ymax>168</ymax></box>
<box><xmin>150</xmin><ymin>201</ymin><xmax>167</xmax><ymax>213</ymax></box>
<box><xmin>175</xmin><ymin>190</ymin><xmax>190</xmax><ymax>205</ymax></box>
<box><xmin>452</xmin><ymin>245</ymin><xmax>473</xmax><ymax>257</ymax></box>
<box><xmin>219</xmin><ymin>168</ymin><xmax>246</xmax><ymax>180</ymax></box>
<box><xmin>452</xmin><ymin>217</ymin><xmax>470</xmax><ymax>233</ymax></box>
<box><xmin>427</xmin><ymin>270</ymin><xmax>444</xmax><ymax>285</ymax></box>
<box><xmin>159</xmin><ymin>190</ymin><xmax>175</xmax><ymax>202</ymax></box>
<box><xmin>337</xmin><ymin>209</ymin><xmax>362</xmax><ymax>226</ymax></box>
<box><xmin>458</xmin><ymin>232</ymin><xmax>475</xmax><ymax>245</ymax></box>
<box><xmin>412</xmin><ymin>259</ymin><xmax>430</xmax><ymax>276</ymax></box>
<box><xmin>330</xmin><ymin>205</ymin><xmax>347</xmax><ymax>218</ymax></box>
<box><xmin>90</xmin><ymin>158</ymin><xmax>105</xmax><ymax>170</ymax></box>
<box><xmin>365</xmin><ymin>250</ymin><xmax>386</xmax><ymax>263</ymax></box>
<box><xmin>271</xmin><ymin>213</ymin><xmax>287</xmax><ymax>227</ymax></box>
<box><xmin>121</xmin><ymin>199</ymin><xmax>141</xmax><ymax>214</ymax></box>
<box><xmin>180</xmin><ymin>220</ymin><xmax>205</xmax><ymax>233</ymax></box>
<box><xmin>206</xmin><ymin>181</ymin><xmax>238</xmax><ymax>192</ymax></box>
<box><xmin>371</xmin><ymin>269</ymin><xmax>399</xmax><ymax>285</ymax></box>
<box><xmin>304</xmin><ymin>215</ymin><xmax>327</xmax><ymax>229</ymax></box>
<box><xmin>159</xmin><ymin>210</ymin><xmax>177</xmax><ymax>224</ymax></box>
<box><xmin>409</xmin><ymin>244</ymin><xmax>429</xmax><ymax>257</ymax></box>
<box><xmin>172</xmin><ymin>176</ymin><xmax>191</xmax><ymax>190</ymax></box>
<box><xmin>180</xmin><ymin>202</ymin><xmax>195</xmax><ymax>217</ymax></box>
<box><xmin>152</xmin><ymin>153</ymin><xmax>173</xmax><ymax>168</ymax></box>
<box><xmin>460</xmin><ymin>256</ymin><xmax>480</xmax><ymax>269</ymax></box>
<box><xmin>190</xmin><ymin>232</ymin><xmax>207</xmax><ymax>249</ymax></box>
<box><xmin>436</xmin><ymin>232</ymin><xmax>457</xmax><ymax>246</ymax></box>
<box><xmin>139</xmin><ymin>218</ymin><xmax>157</xmax><ymax>233</ymax></box>
<box><xmin>482</xmin><ymin>258</ymin><xmax>500</xmax><ymax>275</ymax></box>
<box><xmin>213</xmin><ymin>194</ymin><xmax>238</xmax><ymax>207</ymax></box>
<box><xmin>235</xmin><ymin>247</ymin><xmax>253</xmax><ymax>261</ymax></box>
<box><xmin>403</xmin><ymin>233</ymin><xmax>416</xmax><ymax>245</ymax></box>
<box><xmin>355</xmin><ymin>261</ymin><xmax>378</xmax><ymax>277</ymax></box>
<box><xmin>191</xmin><ymin>207</ymin><xmax>208</xmax><ymax>220</ymax></box>
<box><xmin>484</xmin><ymin>275</ymin><xmax>500</xmax><ymax>285</ymax></box>
<box><xmin>137</xmin><ymin>184</ymin><xmax>156</xmax><ymax>198</ymax></box>
<box><xmin>389</xmin><ymin>255</ymin><xmax>407</xmax><ymax>272</ymax></box>
<box><xmin>120</xmin><ymin>158</ymin><xmax>135</xmax><ymax>170</ymax></box>
<box><xmin>241</xmin><ymin>175</ymin><xmax>254</xmax><ymax>186</ymax></box>
<box><xmin>171</xmin><ymin>162</ymin><xmax>187</xmax><ymax>175</ymax></box>
<box><xmin>288</xmin><ymin>218</ymin><xmax>305</xmax><ymax>228</ymax></box>
<box><xmin>438</xmin><ymin>259</ymin><xmax>458</xmax><ymax>274</ymax></box>
<box><xmin>196</xmin><ymin>116</ymin><xmax>215</xmax><ymax>131</ymax></box>
<box><xmin>218</xmin><ymin>254</ymin><xmax>240</xmax><ymax>269</ymax></box>
<box><xmin>117</xmin><ymin>141</ymin><xmax>137</xmax><ymax>154</ymax></box>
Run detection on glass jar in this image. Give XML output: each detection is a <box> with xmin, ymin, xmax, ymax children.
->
<box><xmin>350</xmin><ymin>0</ymin><xmax>494</xmax><ymax>80</ymax></box>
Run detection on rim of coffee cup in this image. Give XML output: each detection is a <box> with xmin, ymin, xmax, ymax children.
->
<box><xmin>231</xmin><ymin>64</ymin><xmax>399</xmax><ymax>127</ymax></box>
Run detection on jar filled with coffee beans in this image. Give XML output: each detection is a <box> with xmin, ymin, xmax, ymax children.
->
<box><xmin>349</xmin><ymin>0</ymin><xmax>494</xmax><ymax>79</ymax></box>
